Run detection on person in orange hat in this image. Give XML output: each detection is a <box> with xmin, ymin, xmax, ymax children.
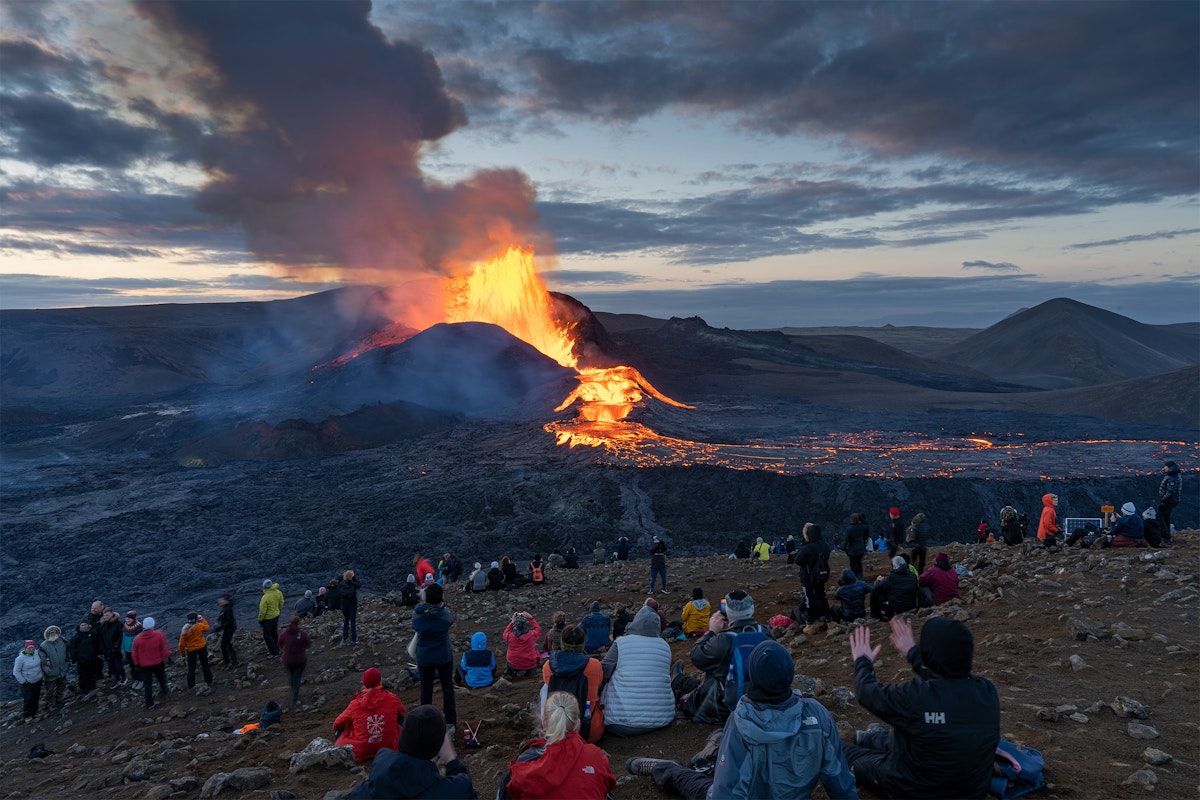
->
<box><xmin>334</xmin><ymin>668</ymin><xmax>406</xmax><ymax>762</ymax></box>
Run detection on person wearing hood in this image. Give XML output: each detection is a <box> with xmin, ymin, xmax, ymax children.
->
<box><xmin>334</xmin><ymin>667</ymin><xmax>406</xmax><ymax>762</ymax></box>
<box><xmin>680</xmin><ymin>588</ymin><xmax>711</xmax><ymax>637</ymax></box>
<box><xmin>751</xmin><ymin>537</ymin><xmax>771</xmax><ymax>562</ymax></box>
<box><xmin>843</xmin><ymin>513</ymin><xmax>870</xmax><ymax>579</ymax></box>
<box><xmin>348</xmin><ymin>704</ymin><xmax>476</xmax><ymax>799</ymax></box>
<box><xmin>580</xmin><ymin>601</ymin><xmax>612</xmax><ymax>654</ymax></box>
<box><xmin>295</xmin><ymin>590</ymin><xmax>316</xmax><ymax>618</ymax></box>
<box><xmin>648</xmin><ymin>536</ymin><xmax>671</xmax><ymax>594</ymax></box>
<box><xmin>486</xmin><ymin>561</ymin><xmax>506</xmax><ymax>591</ymax></box>
<box><xmin>795</xmin><ymin>523</ymin><xmax>833</xmax><ymax>623</ymax></box>
<box><xmin>131</xmin><ymin>617</ymin><xmax>171</xmax><ymax>709</ymax></box>
<box><xmin>13</xmin><ymin>640</ymin><xmax>43</xmax><ymax>723</ymax></box>
<box><xmin>1157</xmin><ymin>460</ymin><xmax>1181</xmax><ymax>543</ymax></box>
<box><xmin>499</xmin><ymin>690</ymin><xmax>616</xmax><ymax>800</ymax></box>
<box><xmin>644</xmin><ymin>597</ymin><xmax>668</xmax><ymax>631</ymax></box>
<box><xmin>69</xmin><ymin>620</ymin><xmax>103</xmax><ymax>693</ymax></box>
<box><xmin>629</xmin><ymin>640</ymin><xmax>858</xmax><ymax>800</ymax></box>
<box><xmin>413</xmin><ymin>584</ymin><xmax>457</xmax><ymax>726</ymax></box>
<box><xmin>615</xmin><ymin>536</ymin><xmax>632</xmax><ymax>561</ymax></box>
<box><xmin>832</xmin><ymin>569</ymin><xmax>874</xmax><ymax>622</ymax></box>
<box><xmin>122</xmin><ymin>611</ymin><xmax>144</xmax><ymax>687</ymax></box>
<box><xmin>1108</xmin><ymin>502</ymin><xmax>1146</xmax><ymax>547</ymax></box>
<box><xmin>96</xmin><ymin>607</ymin><xmax>126</xmax><ymax>686</ymax></box>
<box><xmin>592</xmin><ymin>540</ymin><xmax>608</xmax><ymax>565</ymax></box>
<box><xmin>258</xmin><ymin>579</ymin><xmax>283</xmax><ymax>657</ymax></box>
<box><xmin>456</xmin><ymin>632</ymin><xmax>496</xmax><ymax>689</ymax></box>
<box><xmin>1142</xmin><ymin>507</ymin><xmax>1165</xmax><ymax>547</ymax></box>
<box><xmin>907</xmin><ymin>512</ymin><xmax>931</xmax><ymax>573</ymax></box>
<box><xmin>214</xmin><ymin>594</ymin><xmax>238</xmax><ymax>669</ymax></box>
<box><xmin>918</xmin><ymin>553</ymin><xmax>961</xmax><ymax>605</ymax></box>
<box><xmin>40</xmin><ymin>625</ymin><xmax>69</xmax><ymax>711</ymax></box>
<box><xmin>843</xmin><ymin>617</ymin><xmax>1000</xmax><ymax>799</ymax></box>
<box><xmin>673</xmin><ymin>589</ymin><xmax>767</xmax><ymax>725</ymax></box>
<box><xmin>540</xmin><ymin>625</ymin><xmax>606</xmax><ymax>743</ymax></box>
<box><xmin>733</xmin><ymin>539</ymin><xmax>751</xmax><ymax>559</ymax></box>
<box><xmin>600</xmin><ymin>606</ymin><xmax>673</xmax><ymax>737</ymax></box>
<box><xmin>178</xmin><ymin>612</ymin><xmax>214</xmax><ymax>690</ymax></box>
<box><xmin>502</xmin><ymin>610</ymin><xmax>543</xmax><ymax>678</ymax></box>
<box><xmin>1035</xmin><ymin>494</ymin><xmax>1061</xmax><ymax>550</ymax></box>
<box><xmin>462</xmin><ymin>564</ymin><xmax>483</xmax><ymax>594</ymax></box>
<box><xmin>870</xmin><ymin>557</ymin><xmax>920</xmax><ymax>620</ymax></box>
<box><xmin>279</xmin><ymin>614</ymin><xmax>312</xmax><ymax>707</ymax></box>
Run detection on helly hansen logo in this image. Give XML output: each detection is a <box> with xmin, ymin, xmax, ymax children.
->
<box><xmin>925</xmin><ymin>712</ymin><xmax>946</xmax><ymax>724</ymax></box>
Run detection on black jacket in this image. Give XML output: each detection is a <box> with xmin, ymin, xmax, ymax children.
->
<box><xmin>349</xmin><ymin>748</ymin><xmax>476</xmax><ymax>799</ymax></box>
<box><xmin>853</xmin><ymin>650</ymin><xmax>1000</xmax><ymax>799</ymax></box>
<box><xmin>843</xmin><ymin>523</ymin><xmax>870</xmax><ymax>557</ymax></box>
<box><xmin>340</xmin><ymin>577</ymin><xmax>361</xmax><ymax>604</ymax></box>
<box><xmin>650</xmin><ymin>540</ymin><xmax>668</xmax><ymax>569</ymax></box>
<box><xmin>796</xmin><ymin>536</ymin><xmax>832</xmax><ymax>586</ymax></box>
<box><xmin>875</xmin><ymin>567</ymin><xmax>919</xmax><ymax>614</ymax></box>
<box><xmin>216</xmin><ymin>604</ymin><xmax>237</xmax><ymax>635</ymax></box>
<box><xmin>96</xmin><ymin>619</ymin><xmax>123</xmax><ymax>659</ymax></box>
<box><xmin>70</xmin><ymin>627</ymin><xmax>101</xmax><ymax>663</ymax></box>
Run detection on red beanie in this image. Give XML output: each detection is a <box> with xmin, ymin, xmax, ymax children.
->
<box><xmin>362</xmin><ymin>667</ymin><xmax>381</xmax><ymax>688</ymax></box>
<box><xmin>889</xmin><ymin>507</ymin><xmax>901</xmax><ymax>518</ymax></box>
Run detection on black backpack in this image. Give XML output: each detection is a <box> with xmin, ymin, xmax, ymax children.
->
<box><xmin>546</xmin><ymin>661</ymin><xmax>594</xmax><ymax>740</ymax></box>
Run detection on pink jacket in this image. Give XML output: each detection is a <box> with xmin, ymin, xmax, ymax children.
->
<box><xmin>502</xmin><ymin>617</ymin><xmax>544</xmax><ymax>671</ymax></box>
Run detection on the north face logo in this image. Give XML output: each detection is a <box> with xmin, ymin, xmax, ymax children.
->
<box><xmin>582</xmin><ymin>766</ymin><xmax>596</xmax><ymax>774</ymax></box>
<box><xmin>924</xmin><ymin>712</ymin><xmax>946</xmax><ymax>724</ymax></box>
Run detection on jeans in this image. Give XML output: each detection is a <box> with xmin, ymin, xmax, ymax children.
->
<box><xmin>261</xmin><ymin>617</ymin><xmax>280</xmax><ymax>656</ymax></box>
<box><xmin>186</xmin><ymin>646</ymin><xmax>214</xmax><ymax>687</ymax></box>
<box><xmin>142</xmin><ymin>662</ymin><xmax>169</xmax><ymax>708</ymax></box>
<box><xmin>20</xmin><ymin>680</ymin><xmax>42</xmax><ymax>719</ymax></box>
<box><xmin>342</xmin><ymin>600</ymin><xmax>358</xmax><ymax>643</ymax></box>
<box><xmin>649</xmin><ymin>567</ymin><xmax>668</xmax><ymax>592</ymax></box>
<box><xmin>107</xmin><ymin>653</ymin><xmax>126</xmax><ymax>682</ymax></box>
<box><xmin>285</xmin><ymin>662</ymin><xmax>306</xmax><ymax>704</ymax></box>
<box><xmin>418</xmin><ymin>662</ymin><xmax>457</xmax><ymax>725</ymax></box>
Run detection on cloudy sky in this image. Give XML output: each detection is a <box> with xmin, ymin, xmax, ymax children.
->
<box><xmin>1</xmin><ymin>0</ymin><xmax>1197</xmax><ymax>327</ymax></box>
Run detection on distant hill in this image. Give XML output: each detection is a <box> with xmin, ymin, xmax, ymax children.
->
<box><xmin>935</xmin><ymin>298</ymin><xmax>1199</xmax><ymax>389</ymax></box>
<box><xmin>774</xmin><ymin>324</ymin><xmax>978</xmax><ymax>358</ymax></box>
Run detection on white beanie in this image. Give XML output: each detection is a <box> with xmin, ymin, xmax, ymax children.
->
<box><xmin>1121</xmin><ymin>502</ymin><xmax>1136</xmax><ymax>516</ymax></box>
<box><xmin>1143</xmin><ymin>507</ymin><xmax>1157</xmax><ymax>520</ymax></box>
<box><xmin>262</xmin><ymin>579</ymin><xmax>273</xmax><ymax>589</ymax></box>
<box><xmin>142</xmin><ymin>617</ymin><xmax>156</xmax><ymax>630</ymax></box>
<box><xmin>892</xmin><ymin>556</ymin><xmax>906</xmax><ymax>570</ymax></box>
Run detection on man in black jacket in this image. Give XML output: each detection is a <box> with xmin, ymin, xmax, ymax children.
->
<box><xmin>870</xmin><ymin>557</ymin><xmax>920</xmax><ymax>619</ymax></box>
<box><xmin>842</xmin><ymin>616</ymin><xmax>1000</xmax><ymax>799</ymax></box>
<box><xmin>671</xmin><ymin>589</ymin><xmax>765</xmax><ymax>724</ymax></box>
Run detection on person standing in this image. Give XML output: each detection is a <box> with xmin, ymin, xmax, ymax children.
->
<box><xmin>886</xmin><ymin>508</ymin><xmax>903</xmax><ymax>558</ymax></box>
<box><xmin>259</xmin><ymin>579</ymin><xmax>283</xmax><ymax>656</ymax></box>
<box><xmin>214</xmin><ymin>593</ymin><xmax>238</xmax><ymax>668</ymax></box>
<box><xmin>907</xmin><ymin>513</ymin><xmax>930</xmax><ymax>574</ymax></box>
<box><xmin>1034</xmin><ymin>494</ymin><xmax>1061</xmax><ymax>551</ymax></box>
<box><xmin>278</xmin><ymin>614</ymin><xmax>311</xmax><ymax>707</ymax></box>
<box><xmin>178</xmin><ymin>612</ymin><xmax>214</xmax><ymax>690</ymax></box>
<box><xmin>796</xmin><ymin>524</ymin><xmax>832</xmax><ymax>623</ymax></box>
<box><xmin>121</xmin><ymin>612</ymin><xmax>142</xmax><ymax>688</ymax></box>
<box><xmin>96</xmin><ymin>607</ymin><xmax>126</xmax><ymax>686</ymax></box>
<box><xmin>648</xmin><ymin>536</ymin><xmax>671</xmax><ymax>595</ymax></box>
<box><xmin>340</xmin><ymin>570</ymin><xmax>361</xmax><ymax>645</ymax></box>
<box><xmin>13</xmin><ymin>640</ymin><xmax>43</xmax><ymax>724</ymax></box>
<box><xmin>39</xmin><ymin>626</ymin><xmax>69</xmax><ymax>712</ymax></box>
<box><xmin>843</xmin><ymin>513</ymin><xmax>870</xmax><ymax>579</ymax></box>
<box><xmin>1157</xmin><ymin>460</ymin><xmax>1181</xmax><ymax>543</ymax></box>
<box><xmin>69</xmin><ymin>621</ymin><xmax>103</xmax><ymax>694</ymax></box>
<box><xmin>131</xmin><ymin>617</ymin><xmax>171</xmax><ymax>709</ymax></box>
<box><xmin>412</xmin><ymin>584</ymin><xmax>456</xmax><ymax>726</ymax></box>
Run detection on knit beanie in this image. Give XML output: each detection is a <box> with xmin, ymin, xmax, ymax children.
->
<box><xmin>724</xmin><ymin>589</ymin><xmax>754</xmax><ymax>620</ymax></box>
<box><xmin>889</xmin><ymin>507</ymin><xmax>901</xmax><ymax>518</ymax></box>
<box><xmin>589</xmin><ymin>601</ymin><xmax>601</xmax><ymax>613</ymax></box>
<box><xmin>304</xmin><ymin>590</ymin><xmax>313</xmax><ymax>599</ymax></box>
<box><xmin>1121</xmin><ymin>502</ymin><xmax>1136</xmax><ymax>516</ymax></box>
<box><xmin>262</xmin><ymin>579</ymin><xmax>273</xmax><ymax>589</ymax></box>
<box><xmin>423</xmin><ymin>584</ymin><xmax>444</xmax><ymax>605</ymax></box>
<box><xmin>1143</xmin><ymin>507</ymin><xmax>1157</xmax><ymax>520</ymax></box>
<box><xmin>892</xmin><ymin>556</ymin><xmax>906</xmax><ymax>570</ymax></box>
<box><xmin>23</xmin><ymin>640</ymin><xmax>35</xmax><ymax>651</ymax></box>
<box><xmin>142</xmin><ymin>617</ymin><xmax>155</xmax><ymax>630</ymax></box>
<box><xmin>362</xmin><ymin>668</ymin><xmax>381</xmax><ymax>688</ymax></box>
<box><xmin>398</xmin><ymin>705</ymin><xmax>446</xmax><ymax>760</ymax></box>
<box><xmin>746</xmin><ymin>640</ymin><xmax>794</xmax><ymax>703</ymax></box>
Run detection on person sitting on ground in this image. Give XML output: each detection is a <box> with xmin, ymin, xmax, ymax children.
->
<box><xmin>612</xmin><ymin>603</ymin><xmax>634</xmax><ymax>638</ymax></box>
<box><xmin>334</xmin><ymin>667</ymin><xmax>406</xmax><ymax>762</ymax></box>
<box><xmin>502</xmin><ymin>611</ymin><xmax>543</xmax><ymax>678</ymax></box>
<box><xmin>400</xmin><ymin>575</ymin><xmax>422</xmax><ymax>605</ymax></box>
<box><xmin>455</xmin><ymin>632</ymin><xmax>496</xmax><ymax>689</ymax></box>
<box><xmin>601</xmin><ymin>606</ymin><xmax>674</xmax><ymax>737</ymax></box>
<box><xmin>918</xmin><ymin>553</ymin><xmax>961</xmax><ymax>605</ymax></box>
<box><xmin>615</xmin><ymin>536</ymin><xmax>632</xmax><ymax>561</ymax></box>
<box><xmin>672</xmin><ymin>589</ymin><xmax>766</xmax><ymax>725</ymax></box>
<box><xmin>486</xmin><ymin>561</ymin><xmax>506</xmax><ymax>590</ymax></box>
<box><xmin>842</xmin><ymin>617</ymin><xmax>1000</xmax><ymax>799</ymax></box>
<box><xmin>681</xmin><ymin>588</ymin><xmax>711</xmax><ymax>638</ymax></box>
<box><xmin>465</xmin><ymin>563</ymin><xmax>487</xmax><ymax>593</ymax></box>
<box><xmin>295</xmin><ymin>590</ymin><xmax>316</xmax><ymax>618</ymax></box>
<box><xmin>645</xmin><ymin>597</ymin><xmax>668</xmax><ymax>631</ymax></box>
<box><xmin>593</xmin><ymin>540</ymin><xmax>609</xmax><ymax>565</ymax></box>
<box><xmin>540</xmin><ymin>625</ymin><xmax>605</xmax><ymax>743</ymax></box>
<box><xmin>832</xmin><ymin>569</ymin><xmax>874</xmax><ymax>622</ymax></box>
<box><xmin>1108</xmin><ymin>501</ymin><xmax>1146</xmax><ymax>547</ymax></box>
<box><xmin>564</xmin><ymin>546</ymin><xmax>580</xmax><ymax>569</ymax></box>
<box><xmin>580</xmin><ymin>601</ymin><xmax>612</xmax><ymax>655</ymax></box>
<box><xmin>500</xmin><ymin>556</ymin><xmax>525</xmax><ymax>588</ymax></box>
<box><xmin>734</xmin><ymin>539</ymin><xmax>751</xmax><ymax>559</ymax></box>
<box><xmin>751</xmin><ymin>537</ymin><xmax>771</xmax><ymax>562</ymax></box>
<box><xmin>419</xmin><ymin>571</ymin><xmax>436</xmax><ymax>589</ymax></box>
<box><xmin>870</xmin><ymin>557</ymin><xmax>919</xmax><ymax>620</ymax></box>
<box><xmin>348</xmin><ymin>704</ymin><xmax>476</xmax><ymax>799</ymax></box>
<box><xmin>529</xmin><ymin>554</ymin><xmax>545</xmax><ymax>585</ymax></box>
<box><xmin>313</xmin><ymin>587</ymin><xmax>328</xmax><ymax>617</ymax></box>
<box><xmin>547</xmin><ymin>548</ymin><xmax>566</xmax><ymax>568</ymax></box>
<box><xmin>1142</xmin><ymin>507</ymin><xmax>1164</xmax><ymax>547</ymax></box>
<box><xmin>498</xmin><ymin>691</ymin><xmax>616</xmax><ymax>800</ymax></box>
<box><xmin>542</xmin><ymin>611</ymin><xmax>567</xmax><ymax>654</ymax></box>
<box><xmin>630</xmin><ymin>639</ymin><xmax>858</xmax><ymax>800</ymax></box>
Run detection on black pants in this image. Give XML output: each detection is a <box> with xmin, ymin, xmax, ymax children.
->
<box><xmin>285</xmin><ymin>662</ymin><xmax>306</xmax><ymax>704</ymax></box>
<box><xmin>418</xmin><ymin>662</ymin><xmax>457</xmax><ymax>725</ymax></box>
<box><xmin>20</xmin><ymin>680</ymin><xmax>42</xmax><ymax>719</ymax></box>
<box><xmin>261</xmin><ymin>617</ymin><xmax>280</xmax><ymax>656</ymax></box>
<box><xmin>841</xmin><ymin>728</ymin><xmax>894</xmax><ymax>796</ymax></box>
<box><xmin>804</xmin><ymin>581</ymin><xmax>830</xmax><ymax>621</ymax></box>
<box><xmin>848</xmin><ymin>554</ymin><xmax>864</xmax><ymax>579</ymax></box>
<box><xmin>342</xmin><ymin>600</ymin><xmax>358</xmax><ymax>643</ymax></box>
<box><xmin>186</xmin><ymin>646</ymin><xmax>214</xmax><ymax>687</ymax></box>
<box><xmin>142</xmin><ymin>662</ymin><xmax>169</xmax><ymax>708</ymax></box>
<box><xmin>652</xmin><ymin>761</ymin><xmax>713</xmax><ymax>800</ymax></box>
<box><xmin>220</xmin><ymin>627</ymin><xmax>238</xmax><ymax>666</ymax></box>
<box><xmin>1158</xmin><ymin>500</ymin><xmax>1177</xmax><ymax>540</ymax></box>
<box><xmin>77</xmin><ymin>658</ymin><xmax>102</xmax><ymax>692</ymax></box>
<box><xmin>910</xmin><ymin>545</ymin><xmax>927</xmax><ymax>574</ymax></box>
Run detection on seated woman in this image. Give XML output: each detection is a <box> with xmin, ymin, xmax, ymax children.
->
<box><xmin>455</xmin><ymin>632</ymin><xmax>496</xmax><ymax>689</ymax></box>
<box><xmin>541</xmin><ymin>611</ymin><xmax>566</xmax><ymax>654</ymax></box>
<box><xmin>529</xmin><ymin>554</ymin><xmax>545</xmax><ymax>585</ymax></box>
<box><xmin>333</xmin><ymin>668</ymin><xmax>406</xmax><ymax>762</ymax></box>
<box><xmin>499</xmin><ymin>691</ymin><xmax>616</xmax><ymax>800</ymax></box>
<box><xmin>540</xmin><ymin>625</ymin><xmax>605</xmax><ymax>743</ymax></box>
<box><xmin>486</xmin><ymin>561</ymin><xmax>506</xmax><ymax>591</ymax></box>
<box><xmin>600</xmin><ymin>606</ymin><xmax>673</xmax><ymax>737</ymax></box>
<box><xmin>579</xmin><ymin>602</ymin><xmax>612</xmax><ymax>655</ymax></box>
<box><xmin>500</xmin><ymin>556</ymin><xmax>525</xmax><ymax>588</ymax></box>
<box><xmin>917</xmin><ymin>552</ymin><xmax>961</xmax><ymax>605</ymax></box>
<box><xmin>680</xmin><ymin>588</ymin><xmax>711</xmax><ymax>637</ymax></box>
<box><xmin>502</xmin><ymin>612</ymin><xmax>543</xmax><ymax>678</ymax></box>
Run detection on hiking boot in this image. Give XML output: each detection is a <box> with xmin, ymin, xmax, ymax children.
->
<box><xmin>626</xmin><ymin>757</ymin><xmax>680</xmax><ymax>777</ymax></box>
<box><xmin>689</xmin><ymin>729</ymin><xmax>724</xmax><ymax>768</ymax></box>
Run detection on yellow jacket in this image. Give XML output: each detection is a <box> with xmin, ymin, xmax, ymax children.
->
<box><xmin>259</xmin><ymin>584</ymin><xmax>284</xmax><ymax>622</ymax></box>
<box><xmin>752</xmin><ymin>541</ymin><xmax>771</xmax><ymax>561</ymax></box>
<box><xmin>681</xmin><ymin>599</ymin><xmax>711</xmax><ymax>636</ymax></box>
<box><xmin>178</xmin><ymin>618</ymin><xmax>210</xmax><ymax>655</ymax></box>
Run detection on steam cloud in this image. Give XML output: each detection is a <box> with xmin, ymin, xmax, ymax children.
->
<box><xmin>135</xmin><ymin>0</ymin><xmax>548</xmax><ymax>283</ymax></box>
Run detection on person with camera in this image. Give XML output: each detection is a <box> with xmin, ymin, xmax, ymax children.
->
<box><xmin>502</xmin><ymin>610</ymin><xmax>543</xmax><ymax>678</ymax></box>
<box><xmin>412</xmin><ymin>584</ymin><xmax>456</xmax><ymax>727</ymax></box>
<box><xmin>672</xmin><ymin>589</ymin><xmax>765</xmax><ymax>725</ymax></box>
<box><xmin>178</xmin><ymin>612</ymin><xmax>214</xmax><ymax>691</ymax></box>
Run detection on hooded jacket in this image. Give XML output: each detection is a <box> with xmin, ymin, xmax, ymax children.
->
<box><xmin>681</xmin><ymin>597</ymin><xmax>711</xmax><ymax>636</ymax></box>
<box><xmin>708</xmin><ymin>693</ymin><xmax>858</xmax><ymax>800</ymax></box>
<box><xmin>259</xmin><ymin>583</ymin><xmax>284</xmax><ymax>622</ymax></box>
<box><xmin>460</xmin><ymin>632</ymin><xmax>496</xmax><ymax>688</ymax></box>
<box><xmin>178</xmin><ymin>617</ymin><xmax>210</xmax><ymax>655</ymax></box>
<box><xmin>278</xmin><ymin>619</ymin><xmax>311</xmax><ymax>667</ymax></box>
<box><xmin>541</xmin><ymin>651</ymin><xmax>606</xmax><ymax>743</ymax></box>
<box><xmin>40</xmin><ymin>628</ymin><xmax>69</xmax><ymax>680</ymax></box>
<box><xmin>843</xmin><ymin>522</ymin><xmax>870</xmax><ymax>557</ymax></box>
<box><xmin>833</xmin><ymin>569</ymin><xmax>873</xmax><ymax>619</ymax></box>
<box><xmin>1159</xmin><ymin>465</ymin><xmax>1182</xmax><ymax>504</ymax></box>
<box><xmin>348</xmin><ymin>747</ymin><xmax>475</xmax><ymax>799</ymax></box>
<box><xmin>131</xmin><ymin>627</ymin><xmax>170</xmax><ymax>668</ymax></box>
<box><xmin>412</xmin><ymin>603</ymin><xmax>454</xmax><ymax>666</ymax></box>
<box><xmin>502</xmin><ymin>616</ymin><xmax>543</xmax><ymax>671</ymax></box>
<box><xmin>874</xmin><ymin>565</ymin><xmax>919</xmax><ymax>614</ymax></box>
<box><xmin>684</xmin><ymin>617</ymin><xmax>765</xmax><ymax>724</ymax></box>
<box><xmin>599</xmin><ymin>606</ymin><xmax>673</xmax><ymax>732</ymax></box>
<box><xmin>1037</xmin><ymin>494</ymin><xmax>1060</xmax><ymax>540</ymax></box>
<box><xmin>908</xmin><ymin>514</ymin><xmax>930</xmax><ymax>547</ymax></box>
<box><xmin>97</xmin><ymin>616</ymin><xmax>123</xmax><ymax>659</ymax></box>
<box><xmin>852</xmin><ymin>618</ymin><xmax>1000</xmax><ymax>799</ymax></box>
<box><xmin>919</xmin><ymin>564</ymin><xmax>961</xmax><ymax>605</ymax></box>
<box><xmin>13</xmin><ymin>649</ymin><xmax>42</xmax><ymax>684</ymax></box>
<box><xmin>796</xmin><ymin>528</ymin><xmax>832</xmax><ymax>586</ymax></box>
<box><xmin>334</xmin><ymin>686</ymin><xmax>406</xmax><ymax>762</ymax></box>
<box><xmin>501</xmin><ymin>731</ymin><xmax>616</xmax><ymax>800</ymax></box>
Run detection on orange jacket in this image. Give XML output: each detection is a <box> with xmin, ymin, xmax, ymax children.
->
<box><xmin>541</xmin><ymin>654</ymin><xmax>605</xmax><ymax>743</ymax></box>
<box><xmin>1037</xmin><ymin>494</ymin><xmax>1060</xmax><ymax>540</ymax></box>
<box><xmin>178</xmin><ymin>618</ymin><xmax>210</xmax><ymax>655</ymax></box>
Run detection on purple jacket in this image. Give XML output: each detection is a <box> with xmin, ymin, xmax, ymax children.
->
<box><xmin>278</xmin><ymin>621</ymin><xmax>311</xmax><ymax>667</ymax></box>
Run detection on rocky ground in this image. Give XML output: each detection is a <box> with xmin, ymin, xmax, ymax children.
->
<box><xmin>1</xmin><ymin>537</ymin><xmax>1197</xmax><ymax>799</ymax></box>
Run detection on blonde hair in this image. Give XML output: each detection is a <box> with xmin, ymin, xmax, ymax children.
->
<box><xmin>542</xmin><ymin>691</ymin><xmax>580</xmax><ymax>745</ymax></box>
<box><xmin>343</xmin><ymin>569</ymin><xmax>354</xmax><ymax>581</ymax></box>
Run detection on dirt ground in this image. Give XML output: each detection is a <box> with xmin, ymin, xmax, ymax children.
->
<box><xmin>2</xmin><ymin>535</ymin><xmax>1197</xmax><ymax>799</ymax></box>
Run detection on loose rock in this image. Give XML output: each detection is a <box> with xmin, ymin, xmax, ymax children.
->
<box><xmin>288</xmin><ymin>738</ymin><xmax>356</xmax><ymax>774</ymax></box>
<box><xmin>1122</xmin><ymin>768</ymin><xmax>1158</xmax><ymax>790</ymax></box>
<box><xmin>1142</xmin><ymin>748</ymin><xmax>1172</xmax><ymax>765</ymax></box>
<box><xmin>1126</xmin><ymin>723</ymin><xmax>1160</xmax><ymax>740</ymax></box>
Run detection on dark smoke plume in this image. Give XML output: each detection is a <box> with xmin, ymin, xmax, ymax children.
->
<box><xmin>136</xmin><ymin>0</ymin><xmax>547</xmax><ymax>281</ymax></box>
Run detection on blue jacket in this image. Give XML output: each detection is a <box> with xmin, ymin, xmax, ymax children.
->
<box><xmin>348</xmin><ymin>748</ymin><xmax>476</xmax><ymax>799</ymax></box>
<box><xmin>580</xmin><ymin>611</ymin><xmax>612</xmax><ymax>653</ymax></box>
<box><xmin>412</xmin><ymin>604</ymin><xmax>454</xmax><ymax>666</ymax></box>
<box><xmin>708</xmin><ymin>693</ymin><xmax>858</xmax><ymax>800</ymax></box>
<box><xmin>460</xmin><ymin>632</ymin><xmax>496</xmax><ymax>688</ymax></box>
<box><xmin>1111</xmin><ymin>514</ymin><xmax>1144</xmax><ymax>541</ymax></box>
<box><xmin>833</xmin><ymin>569</ymin><xmax>873</xmax><ymax>619</ymax></box>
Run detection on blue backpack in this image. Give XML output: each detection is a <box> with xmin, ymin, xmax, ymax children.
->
<box><xmin>722</xmin><ymin>627</ymin><xmax>768</xmax><ymax>710</ymax></box>
<box><xmin>990</xmin><ymin>740</ymin><xmax>1045</xmax><ymax>799</ymax></box>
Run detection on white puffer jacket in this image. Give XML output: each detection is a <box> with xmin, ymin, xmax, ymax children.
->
<box><xmin>601</xmin><ymin>607</ymin><xmax>674</xmax><ymax>729</ymax></box>
<box><xmin>13</xmin><ymin>651</ymin><xmax>42</xmax><ymax>685</ymax></box>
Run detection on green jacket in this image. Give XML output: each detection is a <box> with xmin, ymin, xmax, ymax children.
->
<box><xmin>259</xmin><ymin>584</ymin><xmax>284</xmax><ymax>622</ymax></box>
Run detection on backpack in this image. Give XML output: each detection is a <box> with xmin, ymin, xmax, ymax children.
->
<box><xmin>990</xmin><ymin>739</ymin><xmax>1046</xmax><ymax>798</ymax></box>
<box><xmin>722</xmin><ymin>626</ymin><xmax>769</xmax><ymax>710</ymax></box>
<box><xmin>259</xmin><ymin>700</ymin><xmax>283</xmax><ymax>729</ymax></box>
<box><xmin>530</xmin><ymin>565</ymin><xmax>544</xmax><ymax>584</ymax></box>
<box><xmin>546</xmin><ymin>664</ymin><xmax>594</xmax><ymax>740</ymax></box>
<box><xmin>1000</xmin><ymin>506</ymin><xmax>1017</xmax><ymax>527</ymax></box>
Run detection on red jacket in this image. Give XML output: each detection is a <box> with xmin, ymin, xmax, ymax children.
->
<box><xmin>414</xmin><ymin>557</ymin><xmax>435</xmax><ymax>585</ymax></box>
<box><xmin>131</xmin><ymin>629</ymin><xmax>170</xmax><ymax>668</ymax></box>
<box><xmin>503</xmin><ymin>617</ymin><xmax>544</xmax><ymax>671</ymax></box>
<box><xmin>918</xmin><ymin>565</ymin><xmax>961</xmax><ymax>605</ymax></box>
<box><xmin>278</xmin><ymin>621</ymin><xmax>311</xmax><ymax>667</ymax></box>
<box><xmin>333</xmin><ymin>687</ymin><xmax>406</xmax><ymax>762</ymax></box>
<box><xmin>504</xmin><ymin>731</ymin><xmax>616</xmax><ymax>800</ymax></box>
